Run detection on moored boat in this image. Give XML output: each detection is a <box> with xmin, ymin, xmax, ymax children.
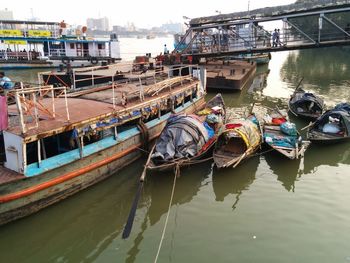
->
<box><xmin>146</xmin><ymin>94</ymin><xmax>226</xmax><ymax>171</ymax></box>
<box><xmin>0</xmin><ymin>65</ymin><xmax>206</xmax><ymax>225</ymax></box>
<box><xmin>289</xmin><ymin>88</ymin><xmax>324</xmax><ymax>120</ymax></box>
<box><xmin>253</xmin><ymin>105</ymin><xmax>310</xmax><ymax>159</ymax></box>
<box><xmin>213</xmin><ymin>114</ymin><xmax>261</xmax><ymax>168</ymax></box>
<box><xmin>307</xmin><ymin>103</ymin><xmax>350</xmax><ymax>143</ymax></box>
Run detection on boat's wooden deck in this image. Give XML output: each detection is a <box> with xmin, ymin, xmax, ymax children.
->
<box><xmin>6</xmin><ymin>78</ymin><xmax>198</xmax><ymax>141</ymax></box>
<box><xmin>0</xmin><ymin>166</ymin><xmax>24</xmax><ymax>185</ymax></box>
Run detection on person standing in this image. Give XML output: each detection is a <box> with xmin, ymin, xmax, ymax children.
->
<box><xmin>272</xmin><ymin>29</ymin><xmax>278</xmax><ymax>47</ymax></box>
<box><xmin>277</xmin><ymin>29</ymin><xmax>281</xmax><ymax>46</ymax></box>
<box><xmin>164</xmin><ymin>44</ymin><xmax>169</xmax><ymax>54</ymax></box>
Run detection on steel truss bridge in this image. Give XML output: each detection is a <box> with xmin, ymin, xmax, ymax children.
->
<box><xmin>175</xmin><ymin>1</ymin><xmax>350</xmax><ymax>59</ymax></box>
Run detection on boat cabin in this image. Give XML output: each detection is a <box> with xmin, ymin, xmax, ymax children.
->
<box><xmin>0</xmin><ymin>20</ymin><xmax>120</xmax><ymax>68</ymax></box>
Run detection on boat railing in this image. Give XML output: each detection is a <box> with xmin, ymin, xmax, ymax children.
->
<box><xmin>46</xmin><ymin>48</ymin><xmax>110</xmax><ymax>58</ymax></box>
<box><xmin>7</xmin><ymin>85</ymin><xmax>70</xmax><ymax>134</ymax></box>
<box><xmin>0</xmin><ymin>50</ymin><xmax>41</xmax><ymax>61</ymax></box>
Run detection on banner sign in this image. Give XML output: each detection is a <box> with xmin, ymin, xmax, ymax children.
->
<box><xmin>0</xmin><ymin>29</ymin><xmax>22</xmax><ymax>37</ymax></box>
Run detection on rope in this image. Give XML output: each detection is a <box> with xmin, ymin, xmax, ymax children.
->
<box><xmin>154</xmin><ymin>167</ymin><xmax>178</xmax><ymax>263</ymax></box>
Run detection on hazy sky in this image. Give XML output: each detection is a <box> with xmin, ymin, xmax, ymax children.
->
<box><xmin>5</xmin><ymin>0</ymin><xmax>295</xmax><ymax>28</ymax></box>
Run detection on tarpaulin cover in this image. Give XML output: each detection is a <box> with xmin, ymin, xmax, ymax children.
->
<box><xmin>0</xmin><ymin>96</ymin><xmax>8</xmax><ymax>131</ymax></box>
<box><xmin>314</xmin><ymin>103</ymin><xmax>350</xmax><ymax>133</ymax></box>
<box><xmin>290</xmin><ymin>89</ymin><xmax>324</xmax><ymax>111</ymax></box>
<box><xmin>152</xmin><ymin>114</ymin><xmax>212</xmax><ymax>162</ymax></box>
<box><xmin>223</xmin><ymin>120</ymin><xmax>260</xmax><ymax>149</ymax></box>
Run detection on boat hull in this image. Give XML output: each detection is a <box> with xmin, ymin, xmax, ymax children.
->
<box><xmin>0</xmin><ymin>97</ymin><xmax>205</xmax><ymax>226</ymax></box>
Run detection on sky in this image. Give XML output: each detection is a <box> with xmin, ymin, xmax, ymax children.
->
<box><xmin>4</xmin><ymin>0</ymin><xmax>296</xmax><ymax>28</ymax></box>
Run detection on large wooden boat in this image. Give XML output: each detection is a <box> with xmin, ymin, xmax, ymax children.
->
<box><xmin>289</xmin><ymin>88</ymin><xmax>324</xmax><ymax>120</ymax></box>
<box><xmin>253</xmin><ymin>105</ymin><xmax>310</xmax><ymax>159</ymax></box>
<box><xmin>307</xmin><ymin>103</ymin><xmax>350</xmax><ymax>143</ymax></box>
<box><xmin>0</xmin><ymin>65</ymin><xmax>206</xmax><ymax>225</ymax></box>
<box><xmin>146</xmin><ymin>94</ymin><xmax>226</xmax><ymax>171</ymax></box>
<box><xmin>213</xmin><ymin>107</ymin><xmax>261</xmax><ymax>168</ymax></box>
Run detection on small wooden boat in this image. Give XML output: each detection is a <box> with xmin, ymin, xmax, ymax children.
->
<box><xmin>307</xmin><ymin>103</ymin><xmax>350</xmax><ymax>143</ymax></box>
<box><xmin>213</xmin><ymin>117</ymin><xmax>261</xmax><ymax>168</ymax></box>
<box><xmin>147</xmin><ymin>94</ymin><xmax>226</xmax><ymax>171</ymax></box>
<box><xmin>289</xmin><ymin>88</ymin><xmax>324</xmax><ymax>120</ymax></box>
<box><xmin>253</xmin><ymin>105</ymin><xmax>310</xmax><ymax>159</ymax></box>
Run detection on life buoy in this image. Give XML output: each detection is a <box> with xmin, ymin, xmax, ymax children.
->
<box><xmin>90</xmin><ymin>57</ymin><xmax>98</xmax><ymax>64</ymax></box>
<box><xmin>61</xmin><ymin>56</ymin><xmax>70</xmax><ymax>64</ymax></box>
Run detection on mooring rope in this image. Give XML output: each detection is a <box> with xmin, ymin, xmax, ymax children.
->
<box><xmin>154</xmin><ymin>165</ymin><xmax>178</xmax><ymax>263</ymax></box>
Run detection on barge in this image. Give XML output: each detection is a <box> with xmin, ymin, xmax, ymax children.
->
<box><xmin>0</xmin><ymin>65</ymin><xmax>206</xmax><ymax>225</ymax></box>
<box><xmin>205</xmin><ymin>60</ymin><xmax>256</xmax><ymax>91</ymax></box>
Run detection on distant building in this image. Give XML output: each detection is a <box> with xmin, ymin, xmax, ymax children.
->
<box><xmin>112</xmin><ymin>25</ymin><xmax>126</xmax><ymax>34</ymax></box>
<box><xmin>0</xmin><ymin>8</ymin><xmax>13</xmax><ymax>20</ymax></box>
<box><xmin>126</xmin><ymin>22</ymin><xmax>136</xmax><ymax>32</ymax></box>
<box><xmin>161</xmin><ymin>22</ymin><xmax>184</xmax><ymax>33</ymax></box>
<box><xmin>86</xmin><ymin>17</ymin><xmax>110</xmax><ymax>31</ymax></box>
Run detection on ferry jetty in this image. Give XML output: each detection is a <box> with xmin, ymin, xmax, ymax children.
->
<box><xmin>0</xmin><ymin>63</ymin><xmax>206</xmax><ymax>225</ymax></box>
<box><xmin>0</xmin><ymin>20</ymin><xmax>121</xmax><ymax>69</ymax></box>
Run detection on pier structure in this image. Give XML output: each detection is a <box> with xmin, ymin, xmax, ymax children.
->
<box><xmin>175</xmin><ymin>0</ymin><xmax>350</xmax><ymax>59</ymax></box>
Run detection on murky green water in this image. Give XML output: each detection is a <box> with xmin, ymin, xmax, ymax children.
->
<box><xmin>1</xmin><ymin>47</ymin><xmax>350</xmax><ymax>263</ymax></box>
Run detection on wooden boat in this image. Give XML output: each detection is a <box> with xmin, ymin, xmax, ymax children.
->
<box><xmin>307</xmin><ymin>103</ymin><xmax>350</xmax><ymax>143</ymax></box>
<box><xmin>289</xmin><ymin>88</ymin><xmax>324</xmax><ymax>120</ymax></box>
<box><xmin>0</xmin><ymin>65</ymin><xmax>207</xmax><ymax>226</ymax></box>
<box><xmin>146</xmin><ymin>94</ymin><xmax>226</xmax><ymax>171</ymax></box>
<box><xmin>213</xmin><ymin>107</ymin><xmax>261</xmax><ymax>168</ymax></box>
<box><xmin>253</xmin><ymin>105</ymin><xmax>310</xmax><ymax>159</ymax></box>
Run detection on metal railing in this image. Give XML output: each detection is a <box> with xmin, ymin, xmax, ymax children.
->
<box><xmin>8</xmin><ymin>85</ymin><xmax>70</xmax><ymax>134</ymax></box>
<box><xmin>0</xmin><ymin>51</ymin><xmax>41</xmax><ymax>61</ymax></box>
<box><xmin>46</xmin><ymin>48</ymin><xmax>110</xmax><ymax>58</ymax></box>
<box><xmin>177</xmin><ymin>6</ymin><xmax>350</xmax><ymax>57</ymax></box>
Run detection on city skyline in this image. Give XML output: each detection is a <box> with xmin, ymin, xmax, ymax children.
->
<box><xmin>2</xmin><ymin>0</ymin><xmax>295</xmax><ymax>29</ymax></box>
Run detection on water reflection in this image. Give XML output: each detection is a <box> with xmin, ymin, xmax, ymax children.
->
<box><xmin>264</xmin><ymin>152</ymin><xmax>303</xmax><ymax>192</ymax></box>
<box><xmin>0</xmin><ymin>165</ymin><xmax>144</xmax><ymax>263</ymax></box>
<box><xmin>212</xmin><ymin>157</ymin><xmax>259</xmax><ymax>208</ymax></box>
<box><xmin>126</xmin><ymin>163</ymin><xmax>212</xmax><ymax>262</ymax></box>
<box><xmin>303</xmin><ymin>141</ymin><xmax>350</xmax><ymax>174</ymax></box>
<box><xmin>280</xmin><ymin>47</ymin><xmax>350</xmax><ymax>105</ymax></box>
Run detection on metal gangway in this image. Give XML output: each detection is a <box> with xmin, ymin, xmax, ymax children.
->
<box><xmin>175</xmin><ymin>0</ymin><xmax>350</xmax><ymax>59</ymax></box>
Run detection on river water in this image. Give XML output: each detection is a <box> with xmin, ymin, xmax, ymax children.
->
<box><xmin>1</xmin><ymin>39</ymin><xmax>350</xmax><ymax>263</ymax></box>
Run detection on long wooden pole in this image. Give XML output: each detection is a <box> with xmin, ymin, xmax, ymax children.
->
<box><xmin>122</xmin><ymin>144</ymin><xmax>155</xmax><ymax>239</ymax></box>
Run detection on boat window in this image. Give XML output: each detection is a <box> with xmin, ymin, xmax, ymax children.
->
<box><xmin>98</xmin><ymin>44</ymin><xmax>104</xmax><ymax>49</ymax></box>
<box><xmin>70</xmin><ymin>43</ymin><xmax>75</xmax><ymax>49</ymax></box>
<box><xmin>26</xmin><ymin>130</ymin><xmax>79</xmax><ymax>165</ymax></box>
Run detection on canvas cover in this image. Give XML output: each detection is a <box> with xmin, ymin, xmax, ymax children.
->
<box><xmin>314</xmin><ymin>103</ymin><xmax>350</xmax><ymax>133</ymax></box>
<box><xmin>290</xmin><ymin>89</ymin><xmax>324</xmax><ymax>110</ymax></box>
<box><xmin>151</xmin><ymin>114</ymin><xmax>212</xmax><ymax>162</ymax></box>
<box><xmin>224</xmin><ymin>120</ymin><xmax>260</xmax><ymax>149</ymax></box>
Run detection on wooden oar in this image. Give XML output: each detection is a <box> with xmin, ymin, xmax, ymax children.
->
<box><xmin>122</xmin><ymin>144</ymin><xmax>155</xmax><ymax>239</ymax></box>
<box><xmin>301</xmin><ymin>121</ymin><xmax>314</xmax><ymax>131</ymax></box>
<box><xmin>294</xmin><ymin>77</ymin><xmax>304</xmax><ymax>91</ymax></box>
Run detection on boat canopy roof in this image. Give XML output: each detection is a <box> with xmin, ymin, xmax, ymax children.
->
<box><xmin>0</xmin><ymin>20</ymin><xmax>58</xmax><ymax>26</ymax></box>
<box><xmin>151</xmin><ymin>114</ymin><xmax>212</xmax><ymax>162</ymax></box>
<box><xmin>314</xmin><ymin>103</ymin><xmax>350</xmax><ymax>132</ymax></box>
<box><xmin>223</xmin><ymin>120</ymin><xmax>260</xmax><ymax>149</ymax></box>
<box><xmin>0</xmin><ymin>36</ymin><xmax>110</xmax><ymax>44</ymax></box>
<box><xmin>290</xmin><ymin>89</ymin><xmax>324</xmax><ymax>108</ymax></box>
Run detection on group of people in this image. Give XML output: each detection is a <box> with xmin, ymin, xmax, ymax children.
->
<box><xmin>272</xmin><ymin>29</ymin><xmax>282</xmax><ymax>47</ymax></box>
